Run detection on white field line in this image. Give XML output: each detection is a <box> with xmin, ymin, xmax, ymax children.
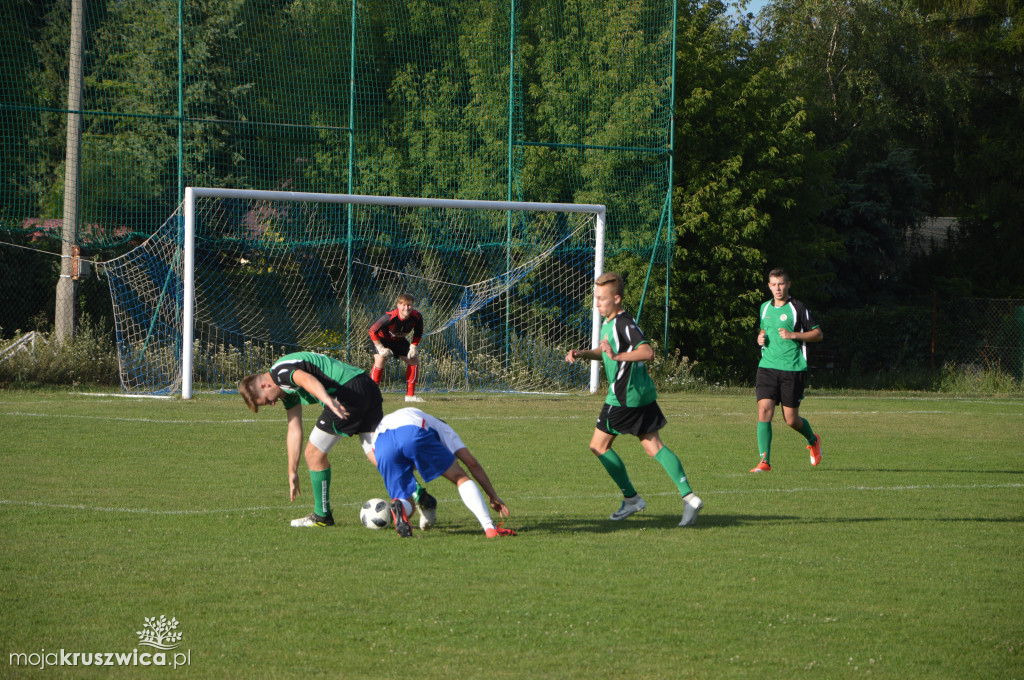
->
<box><xmin>2</xmin><ymin>482</ymin><xmax>1021</xmax><ymax>517</ymax></box>
<box><xmin>71</xmin><ymin>392</ymin><xmax>173</xmax><ymax>399</ymax></box>
<box><xmin>4</xmin><ymin>409</ymin><xmax>1021</xmax><ymax>426</ymax></box>
<box><xmin>1</xmin><ymin>411</ymin><xmax>261</xmax><ymax>424</ymax></box>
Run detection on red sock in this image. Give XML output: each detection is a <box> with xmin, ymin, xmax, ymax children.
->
<box><xmin>405</xmin><ymin>364</ymin><xmax>417</xmax><ymax>396</ymax></box>
<box><xmin>371</xmin><ymin>366</ymin><xmax>383</xmax><ymax>385</ymax></box>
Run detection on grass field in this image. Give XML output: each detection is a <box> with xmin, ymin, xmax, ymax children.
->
<box><xmin>1</xmin><ymin>389</ymin><xmax>1022</xmax><ymax>679</ymax></box>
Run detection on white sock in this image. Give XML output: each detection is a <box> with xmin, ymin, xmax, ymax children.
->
<box><xmin>457</xmin><ymin>480</ymin><xmax>494</xmax><ymax>530</ymax></box>
<box><xmin>395</xmin><ymin>498</ymin><xmax>413</xmax><ymax>517</ymax></box>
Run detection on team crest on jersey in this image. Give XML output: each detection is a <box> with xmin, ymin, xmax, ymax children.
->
<box><xmin>780</xmin><ymin>314</ymin><xmax>788</xmax><ymax>321</ymax></box>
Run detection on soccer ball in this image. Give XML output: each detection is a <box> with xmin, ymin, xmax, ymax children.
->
<box><xmin>359</xmin><ymin>498</ymin><xmax>391</xmax><ymax>529</ymax></box>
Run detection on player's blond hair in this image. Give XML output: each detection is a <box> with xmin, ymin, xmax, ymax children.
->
<box><xmin>238</xmin><ymin>374</ymin><xmax>261</xmax><ymax>413</ymax></box>
<box><xmin>595</xmin><ymin>271</ymin><xmax>624</xmax><ymax>298</ymax></box>
<box><xmin>397</xmin><ymin>292</ymin><xmax>415</xmax><ymax>304</ymax></box>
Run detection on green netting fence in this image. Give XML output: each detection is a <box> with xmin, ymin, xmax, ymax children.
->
<box><xmin>0</xmin><ymin>0</ymin><xmax>678</xmax><ymax>348</ymax></box>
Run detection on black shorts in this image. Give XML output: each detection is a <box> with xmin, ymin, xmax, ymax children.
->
<box><xmin>314</xmin><ymin>372</ymin><xmax>384</xmax><ymax>437</ymax></box>
<box><xmin>755</xmin><ymin>367</ymin><xmax>806</xmax><ymax>408</ymax></box>
<box><xmin>596</xmin><ymin>401</ymin><xmax>667</xmax><ymax>437</ymax></box>
<box><xmin>370</xmin><ymin>337</ymin><xmax>411</xmax><ymax>358</ymax></box>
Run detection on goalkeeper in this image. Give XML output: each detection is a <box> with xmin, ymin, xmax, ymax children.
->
<box><xmin>368</xmin><ymin>292</ymin><xmax>425</xmax><ymax>402</ymax></box>
<box><xmin>239</xmin><ymin>351</ymin><xmax>436</xmax><ymax>528</ymax></box>
<box><xmin>360</xmin><ymin>407</ymin><xmax>516</xmax><ymax>539</ymax></box>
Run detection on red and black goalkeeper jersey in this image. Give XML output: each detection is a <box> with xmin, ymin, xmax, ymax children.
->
<box><xmin>368</xmin><ymin>308</ymin><xmax>423</xmax><ymax>345</ymax></box>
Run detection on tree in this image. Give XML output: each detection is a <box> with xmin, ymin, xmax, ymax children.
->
<box><xmin>760</xmin><ymin>0</ymin><xmax>1024</xmax><ymax>298</ymax></box>
<box><xmin>669</xmin><ymin>0</ymin><xmax>837</xmax><ymax>381</ymax></box>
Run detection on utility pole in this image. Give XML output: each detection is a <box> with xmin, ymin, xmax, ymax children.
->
<box><xmin>55</xmin><ymin>0</ymin><xmax>84</xmax><ymax>343</ymax></box>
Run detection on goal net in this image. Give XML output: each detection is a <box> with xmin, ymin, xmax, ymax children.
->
<box><xmin>103</xmin><ymin>188</ymin><xmax>604</xmax><ymax>397</ymax></box>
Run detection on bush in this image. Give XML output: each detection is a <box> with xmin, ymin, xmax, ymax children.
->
<box><xmin>0</xmin><ymin>316</ymin><xmax>120</xmax><ymax>388</ymax></box>
<box><xmin>648</xmin><ymin>344</ymin><xmax>713</xmax><ymax>392</ymax></box>
<box><xmin>936</xmin><ymin>363</ymin><xmax>1024</xmax><ymax>396</ymax></box>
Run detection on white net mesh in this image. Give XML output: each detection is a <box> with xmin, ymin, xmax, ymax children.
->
<box><xmin>104</xmin><ymin>193</ymin><xmax>600</xmax><ymax>394</ymax></box>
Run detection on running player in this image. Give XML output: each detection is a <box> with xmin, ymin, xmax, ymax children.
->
<box><xmin>368</xmin><ymin>293</ymin><xmax>425</xmax><ymax>402</ymax></box>
<box><xmin>565</xmin><ymin>272</ymin><xmax>703</xmax><ymax>527</ymax></box>
<box><xmin>751</xmin><ymin>268</ymin><xmax>824</xmax><ymax>472</ymax></box>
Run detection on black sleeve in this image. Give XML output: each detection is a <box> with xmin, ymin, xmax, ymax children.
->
<box><xmin>791</xmin><ymin>299</ymin><xmax>819</xmax><ymax>333</ymax></box>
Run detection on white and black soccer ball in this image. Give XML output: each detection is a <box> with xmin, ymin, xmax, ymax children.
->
<box><xmin>359</xmin><ymin>498</ymin><xmax>391</xmax><ymax>529</ymax></box>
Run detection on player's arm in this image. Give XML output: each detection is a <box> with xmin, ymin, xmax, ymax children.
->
<box><xmin>285</xmin><ymin>404</ymin><xmax>304</xmax><ymax>501</ymax></box>
<box><xmin>290</xmin><ymin>369</ymin><xmax>349</xmax><ymax>420</ymax></box>
<box><xmin>412</xmin><ymin>311</ymin><xmax>423</xmax><ymax>344</ymax></box>
<box><xmin>368</xmin><ymin>314</ymin><xmax>392</xmax><ymax>356</ymax></box>
<box><xmin>601</xmin><ymin>340</ymin><xmax>654</xmax><ymax>363</ymax></box>
<box><xmin>778</xmin><ymin>326</ymin><xmax>823</xmax><ymax>342</ymax></box>
<box><xmin>407</xmin><ymin>312</ymin><xmax>424</xmax><ymax>359</ymax></box>
<box><xmin>565</xmin><ymin>348</ymin><xmax>602</xmax><ymax>363</ymax></box>
<box><xmin>454</xmin><ymin>448</ymin><xmax>509</xmax><ymax>518</ymax></box>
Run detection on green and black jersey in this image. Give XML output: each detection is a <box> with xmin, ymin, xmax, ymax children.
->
<box><xmin>270</xmin><ymin>352</ymin><xmax>366</xmax><ymax>410</ymax></box>
<box><xmin>758</xmin><ymin>297</ymin><xmax>819</xmax><ymax>372</ymax></box>
<box><xmin>601</xmin><ymin>311</ymin><xmax>657</xmax><ymax>408</ymax></box>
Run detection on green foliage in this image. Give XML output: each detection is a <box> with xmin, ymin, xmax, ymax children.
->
<box><xmin>760</xmin><ymin>0</ymin><xmax>1024</xmax><ymax>301</ymax></box>
<box><xmin>0</xmin><ymin>315</ymin><xmax>119</xmax><ymax>388</ymax></box>
<box><xmin>826</xmin><ymin>148</ymin><xmax>933</xmax><ymax>304</ymax></box>
<box><xmin>937</xmin><ymin>362</ymin><xmax>1024</xmax><ymax>395</ymax></box>
<box><xmin>669</xmin><ymin>2</ymin><xmax>838</xmax><ymax>381</ymax></box>
<box><xmin>646</xmin><ymin>343</ymin><xmax>710</xmax><ymax>392</ymax></box>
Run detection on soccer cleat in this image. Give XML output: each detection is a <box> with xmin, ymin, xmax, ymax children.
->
<box><xmin>290</xmin><ymin>512</ymin><xmax>334</xmax><ymax>527</ymax></box>
<box><xmin>390</xmin><ymin>499</ymin><xmax>413</xmax><ymax>538</ymax></box>
<box><xmin>807</xmin><ymin>434</ymin><xmax>822</xmax><ymax>466</ymax></box>
<box><xmin>485</xmin><ymin>523</ymin><xmax>517</xmax><ymax>538</ymax></box>
<box><xmin>678</xmin><ymin>493</ymin><xmax>703</xmax><ymax>527</ymax></box>
<box><xmin>405</xmin><ymin>395</ymin><xmax>425</xmax><ymax>403</ymax></box>
<box><xmin>610</xmin><ymin>494</ymin><xmax>646</xmax><ymax>520</ymax></box>
<box><xmin>417</xmin><ymin>489</ymin><xmax>438</xmax><ymax>531</ymax></box>
<box><xmin>750</xmin><ymin>454</ymin><xmax>771</xmax><ymax>473</ymax></box>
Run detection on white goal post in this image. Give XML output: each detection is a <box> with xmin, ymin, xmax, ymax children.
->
<box><xmin>180</xmin><ymin>187</ymin><xmax>606</xmax><ymax>399</ymax></box>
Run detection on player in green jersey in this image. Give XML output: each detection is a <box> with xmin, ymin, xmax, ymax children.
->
<box><xmin>239</xmin><ymin>352</ymin><xmax>436</xmax><ymax>527</ymax></box>
<box><xmin>565</xmin><ymin>272</ymin><xmax>703</xmax><ymax>526</ymax></box>
<box><xmin>751</xmin><ymin>268</ymin><xmax>824</xmax><ymax>472</ymax></box>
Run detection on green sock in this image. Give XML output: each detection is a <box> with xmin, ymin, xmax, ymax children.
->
<box><xmin>412</xmin><ymin>483</ymin><xmax>423</xmax><ymax>503</ymax></box>
<box><xmin>799</xmin><ymin>417</ymin><xmax>816</xmax><ymax>445</ymax></box>
<box><xmin>597</xmin><ymin>449</ymin><xmax>637</xmax><ymax>498</ymax></box>
<box><xmin>654</xmin><ymin>447</ymin><xmax>693</xmax><ymax>496</ymax></box>
<box><xmin>757</xmin><ymin>421</ymin><xmax>772</xmax><ymax>464</ymax></box>
<box><xmin>309</xmin><ymin>467</ymin><xmax>331</xmax><ymax>517</ymax></box>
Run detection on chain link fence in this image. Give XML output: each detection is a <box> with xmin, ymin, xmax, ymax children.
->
<box><xmin>0</xmin><ymin>242</ymin><xmax>114</xmax><ymax>338</ymax></box>
<box><xmin>811</xmin><ymin>297</ymin><xmax>1024</xmax><ymax>381</ymax></box>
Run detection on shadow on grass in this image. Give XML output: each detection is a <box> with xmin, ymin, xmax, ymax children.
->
<box><xmin>498</xmin><ymin>513</ymin><xmax>799</xmax><ymax>533</ymax></box>
<box><xmin>493</xmin><ymin>512</ymin><xmax>1024</xmax><ymax>535</ymax></box>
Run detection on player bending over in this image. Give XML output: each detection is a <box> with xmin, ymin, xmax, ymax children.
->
<box><xmin>239</xmin><ymin>351</ymin><xmax>436</xmax><ymax>527</ymax></box>
<box><xmin>360</xmin><ymin>407</ymin><xmax>516</xmax><ymax>539</ymax></box>
<box><xmin>368</xmin><ymin>292</ymin><xmax>425</xmax><ymax>403</ymax></box>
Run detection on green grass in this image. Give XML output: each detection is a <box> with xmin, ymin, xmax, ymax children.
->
<box><xmin>1</xmin><ymin>390</ymin><xmax>1022</xmax><ymax>679</ymax></box>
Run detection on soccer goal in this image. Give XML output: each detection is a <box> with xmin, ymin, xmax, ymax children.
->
<box><xmin>103</xmin><ymin>188</ymin><xmax>605</xmax><ymax>398</ymax></box>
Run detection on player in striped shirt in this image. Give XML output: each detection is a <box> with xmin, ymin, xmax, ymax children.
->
<box><xmin>751</xmin><ymin>268</ymin><xmax>824</xmax><ymax>472</ymax></box>
<box><xmin>565</xmin><ymin>272</ymin><xmax>703</xmax><ymax>527</ymax></box>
